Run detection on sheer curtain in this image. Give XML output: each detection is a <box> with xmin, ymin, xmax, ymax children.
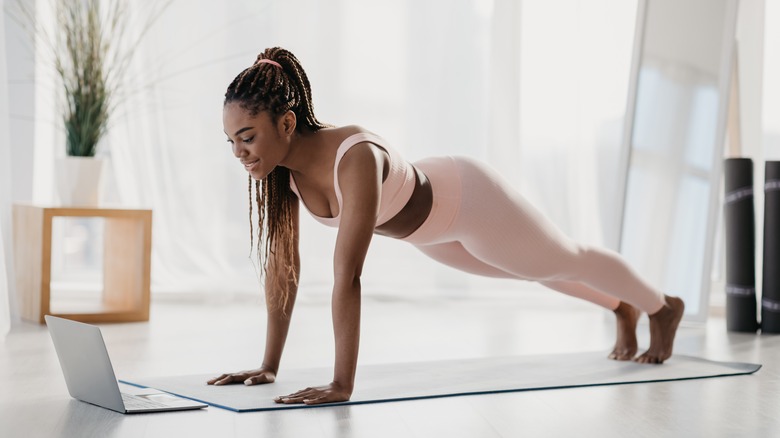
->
<box><xmin>28</xmin><ymin>0</ymin><xmax>637</xmax><ymax>298</ymax></box>
<box><xmin>1</xmin><ymin>0</ymin><xmax>13</xmax><ymax>336</ymax></box>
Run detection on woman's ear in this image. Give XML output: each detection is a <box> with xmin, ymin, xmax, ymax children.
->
<box><xmin>278</xmin><ymin>111</ymin><xmax>297</xmax><ymax>138</ymax></box>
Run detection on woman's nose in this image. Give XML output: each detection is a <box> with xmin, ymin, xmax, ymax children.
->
<box><xmin>232</xmin><ymin>142</ymin><xmax>244</xmax><ymax>158</ymax></box>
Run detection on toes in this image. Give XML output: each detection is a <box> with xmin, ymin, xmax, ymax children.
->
<box><xmin>609</xmin><ymin>348</ymin><xmax>636</xmax><ymax>361</ymax></box>
<box><xmin>634</xmin><ymin>353</ymin><xmax>664</xmax><ymax>364</ymax></box>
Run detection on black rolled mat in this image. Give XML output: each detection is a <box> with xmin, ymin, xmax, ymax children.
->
<box><xmin>763</xmin><ymin>161</ymin><xmax>780</xmax><ymax>333</ymax></box>
<box><xmin>724</xmin><ymin>158</ymin><xmax>759</xmax><ymax>332</ymax></box>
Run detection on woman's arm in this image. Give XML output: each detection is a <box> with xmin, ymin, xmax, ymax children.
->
<box><xmin>275</xmin><ymin>143</ymin><xmax>383</xmax><ymax>405</ymax></box>
<box><xmin>208</xmin><ymin>200</ymin><xmax>300</xmax><ymax>386</ymax></box>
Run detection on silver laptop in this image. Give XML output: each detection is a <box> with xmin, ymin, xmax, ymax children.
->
<box><xmin>45</xmin><ymin>315</ymin><xmax>207</xmax><ymax>414</ymax></box>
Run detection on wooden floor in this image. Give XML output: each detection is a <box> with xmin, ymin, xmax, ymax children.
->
<box><xmin>1</xmin><ymin>287</ymin><xmax>777</xmax><ymax>438</ymax></box>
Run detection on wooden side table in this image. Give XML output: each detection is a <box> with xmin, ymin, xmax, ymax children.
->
<box><xmin>12</xmin><ymin>204</ymin><xmax>152</xmax><ymax>323</ymax></box>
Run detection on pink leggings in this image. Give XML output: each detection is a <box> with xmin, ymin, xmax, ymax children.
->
<box><xmin>402</xmin><ymin>156</ymin><xmax>666</xmax><ymax>314</ymax></box>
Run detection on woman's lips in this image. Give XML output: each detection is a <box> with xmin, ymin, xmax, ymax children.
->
<box><xmin>243</xmin><ymin>159</ymin><xmax>259</xmax><ymax>171</ymax></box>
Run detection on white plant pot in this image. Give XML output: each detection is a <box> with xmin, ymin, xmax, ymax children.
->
<box><xmin>56</xmin><ymin>156</ymin><xmax>105</xmax><ymax>206</ymax></box>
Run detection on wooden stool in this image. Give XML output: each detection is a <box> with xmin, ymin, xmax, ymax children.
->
<box><xmin>12</xmin><ymin>204</ymin><xmax>152</xmax><ymax>323</ymax></box>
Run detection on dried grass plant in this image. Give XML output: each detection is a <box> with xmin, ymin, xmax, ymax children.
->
<box><xmin>11</xmin><ymin>0</ymin><xmax>169</xmax><ymax>156</ymax></box>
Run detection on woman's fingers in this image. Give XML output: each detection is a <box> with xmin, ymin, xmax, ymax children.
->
<box><xmin>274</xmin><ymin>384</ymin><xmax>349</xmax><ymax>405</ymax></box>
<box><xmin>274</xmin><ymin>388</ymin><xmax>315</xmax><ymax>404</ymax></box>
<box><xmin>208</xmin><ymin>373</ymin><xmax>249</xmax><ymax>386</ymax></box>
<box><xmin>283</xmin><ymin>387</ymin><xmax>313</xmax><ymax>398</ymax></box>
<box><xmin>207</xmin><ymin>374</ymin><xmax>244</xmax><ymax>385</ymax></box>
<box><xmin>277</xmin><ymin>396</ymin><xmax>305</xmax><ymax>404</ymax></box>
<box><xmin>303</xmin><ymin>395</ymin><xmax>330</xmax><ymax>405</ymax></box>
<box><xmin>208</xmin><ymin>369</ymin><xmax>277</xmax><ymax>386</ymax></box>
<box><xmin>274</xmin><ymin>393</ymin><xmax>309</xmax><ymax>404</ymax></box>
<box><xmin>214</xmin><ymin>374</ymin><xmax>243</xmax><ymax>385</ymax></box>
<box><xmin>206</xmin><ymin>374</ymin><xmax>228</xmax><ymax>385</ymax></box>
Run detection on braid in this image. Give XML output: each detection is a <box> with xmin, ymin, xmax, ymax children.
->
<box><xmin>255</xmin><ymin>179</ymin><xmax>263</xmax><ymax>263</ymax></box>
<box><xmin>248</xmin><ymin>175</ymin><xmax>253</xmax><ymax>257</ymax></box>
<box><xmin>227</xmin><ymin>48</ymin><xmax>324</xmax><ymax>312</ymax></box>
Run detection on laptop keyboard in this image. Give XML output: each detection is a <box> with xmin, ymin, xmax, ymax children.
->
<box><xmin>122</xmin><ymin>393</ymin><xmax>172</xmax><ymax>410</ymax></box>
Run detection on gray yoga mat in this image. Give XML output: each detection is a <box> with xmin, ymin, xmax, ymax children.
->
<box><xmin>120</xmin><ymin>351</ymin><xmax>761</xmax><ymax>412</ymax></box>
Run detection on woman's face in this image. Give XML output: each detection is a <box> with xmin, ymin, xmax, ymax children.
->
<box><xmin>223</xmin><ymin>102</ymin><xmax>289</xmax><ymax>180</ymax></box>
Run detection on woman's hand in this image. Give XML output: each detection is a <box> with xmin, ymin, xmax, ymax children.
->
<box><xmin>274</xmin><ymin>382</ymin><xmax>352</xmax><ymax>405</ymax></box>
<box><xmin>206</xmin><ymin>367</ymin><xmax>276</xmax><ymax>386</ymax></box>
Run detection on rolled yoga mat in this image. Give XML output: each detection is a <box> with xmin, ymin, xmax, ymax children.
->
<box><xmin>120</xmin><ymin>352</ymin><xmax>761</xmax><ymax>412</ymax></box>
<box><xmin>724</xmin><ymin>158</ymin><xmax>759</xmax><ymax>332</ymax></box>
<box><xmin>762</xmin><ymin>161</ymin><xmax>780</xmax><ymax>333</ymax></box>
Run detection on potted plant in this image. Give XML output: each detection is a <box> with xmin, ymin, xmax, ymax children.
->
<box><xmin>13</xmin><ymin>0</ymin><xmax>167</xmax><ymax>206</ymax></box>
<box><xmin>54</xmin><ymin>0</ymin><xmax>113</xmax><ymax>206</ymax></box>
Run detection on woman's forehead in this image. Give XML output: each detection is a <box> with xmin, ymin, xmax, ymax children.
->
<box><xmin>224</xmin><ymin>104</ymin><xmax>271</xmax><ymax>126</ymax></box>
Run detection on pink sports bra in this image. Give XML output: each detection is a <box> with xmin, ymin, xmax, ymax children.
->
<box><xmin>289</xmin><ymin>132</ymin><xmax>416</xmax><ymax>228</ymax></box>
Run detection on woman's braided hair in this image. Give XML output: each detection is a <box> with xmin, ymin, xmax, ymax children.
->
<box><xmin>224</xmin><ymin>47</ymin><xmax>329</xmax><ymax>311</ymax></box>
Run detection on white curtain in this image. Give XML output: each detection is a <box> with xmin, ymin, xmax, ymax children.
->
<box><xmin>1</xmin><ymin>0</ymin><xmax>14</xmax><ymax>336</ymax></box>
<box><xmin>28</xmin><ymin>0</ymin><xmax>637</xmax><ymax>298</ymax></box>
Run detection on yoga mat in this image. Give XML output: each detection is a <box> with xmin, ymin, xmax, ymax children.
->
<box><xmin>121</xmin><ymin>352</ymin><xmax>761</xmax><ymax>412</ymax></box>
<box><xmin>724</xmin><ymin>158</ymin><xmax>759</xmax><ymax>332</ymax></box>
<box><xmin>763</xmin><ymin>161</ymin><xmax>780</xmax><ymax>333</ymax></box>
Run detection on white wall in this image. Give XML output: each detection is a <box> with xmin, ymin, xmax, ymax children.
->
<box><xmin>1</xmin><ymin>0</ymin><xmax>15</xmax><ymax>336</ymax></box>
<box><xmin>763</xmin><ymin>0</ymin><xmax>780</xmax><ymax>158</ymax></box>
<box><xmin>2</xmin><ymin>1</ymin><xmax>35</xmax><ymax>203</ymax></box>
<box><xmin>738</xmin><ymin>0</ymin><xmax>766</xmax><ymax>161</ymax></box>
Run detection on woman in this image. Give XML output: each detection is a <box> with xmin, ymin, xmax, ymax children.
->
<box><xmin>207</xmin><ymin>47</ymin><xmax>685</xmax><ymax>405</ymax></box>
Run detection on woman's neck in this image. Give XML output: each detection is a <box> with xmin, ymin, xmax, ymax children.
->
<box><xmin>279</xmin><ymin>128</ymin><xmax>329</xmax><ymax>174</ymax></box>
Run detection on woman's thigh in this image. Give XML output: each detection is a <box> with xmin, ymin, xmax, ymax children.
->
<box><xmin>450</xmin><ymin>157</ymin><xmax>583</xmax><ymax>281</ymax></box>
<box><xmin>414</xmin><ymin>241</ymin><xmax>520</xmax><ymax>279</ymax></box>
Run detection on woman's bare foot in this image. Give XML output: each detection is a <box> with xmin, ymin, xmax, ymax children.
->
<box><xmin>635</xmin><ymin>295</ymin><xmax>685</xmax><ymax>364</ymax></box>
<box><xmin>609</xmin><ymin>301</ymin><xmax>640</xmax><ymax>360</ymax></box>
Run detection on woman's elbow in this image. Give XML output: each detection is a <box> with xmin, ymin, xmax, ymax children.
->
<box><xmin>334</xmin><ymin>268</ymin><xmax>362</xmax><ymax>290</ymax></box>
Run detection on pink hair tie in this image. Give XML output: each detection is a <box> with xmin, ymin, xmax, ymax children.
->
<box><xmin>256</xmin><ymin>58</ymin><xmax>282</xmax><ymax>69</ymax></box>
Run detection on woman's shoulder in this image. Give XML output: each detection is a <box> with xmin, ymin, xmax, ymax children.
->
<box><xmin>327</xmin><ymin>124</ymin><xmax>375</xmax><ymax>141</ymax></box>
<box><xmin>314</xmin><ymin>125</ymin><xmax>386</xmax><ymax>152</ymax></box>
<box><xmin>326</xmin><ymin>125</ymin><xmax>390</xmax><ymax>166</ymax></box>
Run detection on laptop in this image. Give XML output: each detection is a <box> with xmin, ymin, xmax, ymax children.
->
<box><xmin>45</xmin><ymin>315</ymin><xmax>207</xmax><ymax>414</ymax></box>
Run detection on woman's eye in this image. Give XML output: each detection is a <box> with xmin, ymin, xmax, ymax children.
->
<box><xmin>242</xmin><ymin>136</ymin><xmax>254</xmax><ymax>144</ymax></box>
